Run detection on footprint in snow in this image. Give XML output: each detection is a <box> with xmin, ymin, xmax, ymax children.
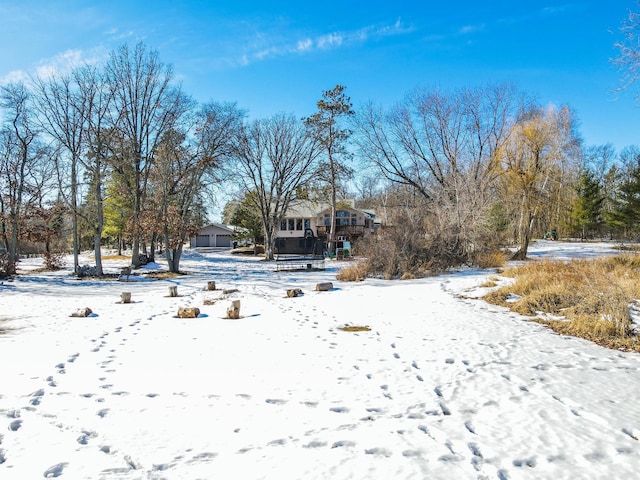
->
<box><xmin>329</xmin><ymin>406</ymin><xmax>350</xmax><ymax>413</ymax></box>
<box><xmin>97</xmin><ymin>409</ymin><xmax>109</xmax><ymax>418</ymax></box>
<box><xmin>365</xmin><ymin>447</ymin><xmax>392</xmax><ymax>457</ymax></box>
<box><xmin>43</xmin><ymin>462</ymin><xmax>68</xmax><ymax>478</ymax></box>
<box><xmin>8</xmin><ymin>419</ymin><xmax>22</xmax><ymax>431</ymax></box>
<box><xmin>76</xmin><ymin>430</ymin><xmax>97</xmax><ymax>445</ymax></box>
<box><xmin>331</xmin><ymin>440</ymin><xmax>356</xmax><ymax>448</ymax></box>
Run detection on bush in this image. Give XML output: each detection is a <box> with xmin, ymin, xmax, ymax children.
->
<box><xmin>336</xmin><ymin>262</ymin><xmax>368</xmax><ymax>282</ymax></box>
<box><xmin>472</xmin><ymin>249</ymin><xmax>509</xmax><ymax>269</ymax></box>
<box><xmin>44</xmin><ymin>252</ymin><xmax>65</xmax><ymax>271</ymax></box>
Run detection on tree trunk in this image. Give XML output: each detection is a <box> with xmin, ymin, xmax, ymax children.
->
<box><xmin>71</xmin><ymin>158</ymin><xmax>80</xmax><ymax>275</ymax></box>
<box><xmin>93</xmin><ymin>231</ymin><xmax>103</xmax><ymax>276</ymax></box>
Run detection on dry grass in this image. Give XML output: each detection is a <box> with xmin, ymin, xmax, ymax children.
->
<box><xmin>484</xmin><ymin>255</ymin><xmax>640</xmax><ymax>352</ymax></box>
<box><xmin>336</xmin><ymin>262</ymin><xmax>369</xmax><ymax>282</ymax></box>
<box><xmin>143</xmin><ymin>271</ymin><xmax>186</xmax><ymax>279</ymax></box>
<box><xmin>338</xmin><ymin>325</ymin><xmax>371</xmax><ymax>332</ymax></box>
<box><xmin>102</xmin><ymin>254</ymin><xmax>130</xmax><ymax>261</ymax></box>
<box><xmin>473</xmin><ymin>250</ymin><xmax>509</xmax><ymax>269</ymax></box>
<box><xmin>479</xmin><ymin>276</ymin><xmax>500</xmax><ymax>288</ymax></box>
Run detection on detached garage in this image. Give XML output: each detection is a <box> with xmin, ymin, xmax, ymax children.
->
<box><xmin>190</xmin><ymin>223</ymin><xmax>235</xmax><ymax>248</ymax></box>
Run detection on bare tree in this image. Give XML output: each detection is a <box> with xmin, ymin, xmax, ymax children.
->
<box><xmin>232</xmin><ymin>113</ymin><xmax>319</xmax><ymax>260</ymax></box>
<box><xmin>74</xmin><ymin>65</ymin><xmax>115</xmax><ymax>275</ymax></box>
<box><xmin>354</xmin><ymin>83</ymin><xmax>523</xmax><ymax>263</ymax></box>
<box><xmin>150</xmin><ymin>101</ymin><xmax>243</xmax><ymax>273</ymax></box>
<box><xmin>105</xmin><ymin>42</ymin><xmax>185</xmax><ymax>268</ymax></box>
<box><xmin>613</xmin><ymin>3</ymin><xmax>640</xmax><ymax>101</ymax></box>
<box><xmin>33</xmin><ymin>72</ymin><xmax>91</xmax><ymax>274</ymax></box>
<box><xmin>0</xmin><ymin>82</ymin><xmax>39</xmax><ymax>274</ymax></box>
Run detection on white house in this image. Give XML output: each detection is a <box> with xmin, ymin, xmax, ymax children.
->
<box><xmin>189</xmin><ymin>223</ymin><xmax>236</xmax><ymax>248</ymax></box>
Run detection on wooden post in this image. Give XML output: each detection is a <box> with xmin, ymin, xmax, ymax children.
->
<box><xmin>226</xmin><ymin>300</ymin><xmax>241</xmax><ymax>319</ymax></box>
<box><xmin>207</xmin><ymin>281</ymin><xmax>216</xmax><ymax>291</ymax></box>
<box><xmin>120</xmin><ymin>292</ymin><xmax>132</xmax><ymax>304</ymax></box>
<box><xmin>169</xmin><ymin>286</ymin><xmax>178</xmax><ymax>297</ymax></box>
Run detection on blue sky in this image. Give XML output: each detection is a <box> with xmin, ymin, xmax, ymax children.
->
<box><xmin>1</xmin><ymin>1</ymin><xmax>638</xmax><ymax>151</ymax></box>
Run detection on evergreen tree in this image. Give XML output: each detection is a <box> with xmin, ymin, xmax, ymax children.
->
<box><xmin>571</xmin><ymin>169</ymin><xmax>604</xmax><ymax>240</ymax></box>
<box><xmin>607</xmin><ymin>164</ymin><xmax>640</xmax><ymax>240</ymax></box>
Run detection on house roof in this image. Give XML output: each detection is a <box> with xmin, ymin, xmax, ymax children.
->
<box><xmin>284</xmin><ymin>199</ymin><xmax>374</xmax><ymax>218</ymax></box>
<box><xmin>199</xmin><ymin>223</ymin><xmax>236</xmax><ymax>234</ymax></box>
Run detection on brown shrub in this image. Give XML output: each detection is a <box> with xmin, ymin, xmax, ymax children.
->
<box><xmin>336</xmin><ymin>262</ymin><xmax>368</xmax><ymax>282</ymax></box>
<box><xmin>472</xmin><ymin>250</ymin><xmax>509</xmax><ymax>269</ymax></box>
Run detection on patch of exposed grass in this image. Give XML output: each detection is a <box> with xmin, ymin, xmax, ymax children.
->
<box><xmin>338</xmin><ymin>325</ymin><xmax>371</xmax><ymax>332</ymax></box>
<box><xmin>479</xmin><ymin>276</ymin><xmax>500</xmax><ymax>288</ymax></box>
<box><xmin>144</xmin><ymin>271</ymin><xmax>185</xmax><ymax>279</ymax></box>
<box><xmin>102</xmin><ymin>254</ymin><xmax>130</xmax><ymax>261</ymax></box>
<box><xmin>484</xmin><ymin>255</ymin><xmax>640</xmax><ymax>352</ymax></box>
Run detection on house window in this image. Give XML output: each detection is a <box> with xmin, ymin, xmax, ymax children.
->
<box><xmin>336</xmin><ymin>210</ymin><xmax>351</xmax><ymax>226</ymax></box>
<box><xmin>304</xmin><ymin>219</ymin><xmax>311</xmax><ymax>229</ymax></box>
<box><xmin>324</xmin><ymin>214</ymin><xmax>330</xmax><ymax>226</ymax></box>
<box><xmin>351</xmin><ymin>213</ymin><xmax>357</xmax><ymax>225</ymax></box>
<box><xmin>280</xmin><ymin>220</ymin><xmax>287</xmax><ymax>231</ymax></box>
<box><xmin>296</xmin><ymin>219</ymin><xmax>303</xmax><ymax>230</ymax></box>
<box><xmin>288</xmin><ymin>219</ymin><xmax>295</xmax><ymax>230</ymax></box>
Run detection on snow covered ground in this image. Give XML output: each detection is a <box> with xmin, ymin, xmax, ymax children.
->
<box><xmin>0</xmin><ymin>241</ymin><xmax>638</xmax><ymax>479</ymax></box>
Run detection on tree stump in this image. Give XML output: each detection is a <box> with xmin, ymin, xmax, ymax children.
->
<box><xmin>177</xmin><ymin>307</ymin><xmax>200</xmax><ymax>318</ymax></box>
<box><xmin>120</xmin><ymin>292</ymin><xmax>132</xmax><ymax>304</ymax></box>
<box><xmin>287</xmin><ymin>288</ymin><xmax>303</xmax><ymax>297</ymax></box>
<box><xmin>315</xmin><ymin>282</ymin><xmax>333</xmax><ymax>291</ymax></box>
<box><xmin>70</xmin><ymin>307</ymin><xmax>92</xmax><ymax>317</ymax></box>
<box><xmin>169</xmin><ymin>286</ymin><xmax>178</xmax><ymax>297</ymax></box>
<box><xmin>207</xmin><ymin>281</ymin><xmax>216</xmax><ymax>291</ymax></box>
<box><xmin>226</xmin><ymin>300</ymin><xmax>241</xmax><ymax>319</ymax></box>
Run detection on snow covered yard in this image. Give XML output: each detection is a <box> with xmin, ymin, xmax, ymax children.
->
<box><xmin>0</xmin><ymin>242</ymin><xmax>639</xmax><ymax>479</ymax></box>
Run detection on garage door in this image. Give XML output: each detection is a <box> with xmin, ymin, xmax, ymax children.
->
<box><xmin>216</xmin><ymin>235</ymin><xmax>231</xmax><ymax>247</ymax></box>
<box><xmin>196</xmin><ymin>235</ymin><xmax>210</xmax><ymax>247</ymax></box>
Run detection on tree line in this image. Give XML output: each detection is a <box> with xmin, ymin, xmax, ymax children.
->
<box><xmin>1</xmin><ymin>10</ymin><xmax>640</xmax><ymax>277</ymax></box>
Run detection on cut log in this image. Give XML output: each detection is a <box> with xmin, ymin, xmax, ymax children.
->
<box><xmin>207</xmin><ymin>281</ymin><xmax>216</xmax><ymax>291</ymax></box>
<box><xmin>70</xmin><ymin>307</ymin><xmax>92</xmax><ymax>317</ymax></box>
<box><xmin>169</xmin><ymin>286</ymin><xmax>178</xmax><ymax>297</ymax></box>
<box><xmin>120</xmin><ymin>292</ymin><xmax>132</xmax><ymax>304</ymax></box>
<box><xmin>226</xmin><ymin>300</ymin><xmax>241</xmax><ymax>319</ymax></box>
<box><xmin>315</xmin><ymin>282</ymin><xmax>334</xmax><ymax>292</ymax></box>
<box><xmin>177</xmin><ymin>307</ymin><xmax>200</xmax><ymax>318</ymax></box>
<box><xmin>287</xmin><ymin>288</ymin><xmax>303</xmax><ymax>297</ymax></box>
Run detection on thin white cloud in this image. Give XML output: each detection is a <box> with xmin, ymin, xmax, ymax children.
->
<box><xmin>234</xmin><ymin>18</ymin><xmax>414</xmax><ymax>67</ymax></box>
<box><xmin>1</xmin><ymin>69</ymin><xmax>29</xmax><ymax>85</ymax></box>
<box><xmin>296</xmin><ymin>38</ymin><xmax>313</xmax><ymax>52</ymax></box>
<box><xmin>35</xmin><ymin>49</ymin><xmax>86</xmax><ymax>78</ymax></box>
<box><xmin>1</xmin><ymin>48</ymin><xmax>106</xmax><ymax>85</ymax></box>
<box><xmin>317</xmin><ymin>33</ymin><xmax>343</xmax><ymax>49</ymax></box>
<box><xmin>459</xmin><ymin>24</ymin><xmax>485</xmax><ymax>35</ymax></box>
